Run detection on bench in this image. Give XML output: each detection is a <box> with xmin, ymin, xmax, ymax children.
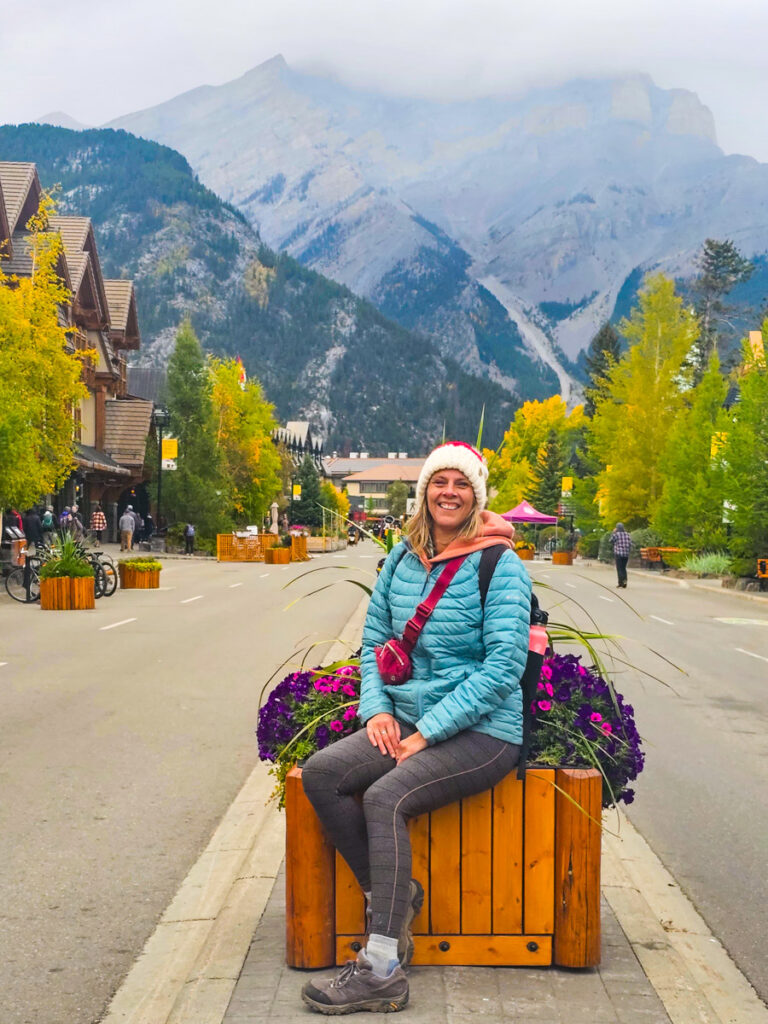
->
<box><xmin>639</xmin><ymin>546</ymin><xmax>681</xmax><ymax>570</ymax></box>
<box><xmin>284</xmin><ymin>764</ymin><xmax>602</xmax><ymax>970</ymax></box>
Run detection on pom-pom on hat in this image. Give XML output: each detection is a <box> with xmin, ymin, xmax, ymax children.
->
<box><xmin>415</xmin><ymin>441</ymin><xmax>488</xmax><ymax>512</ymax></box>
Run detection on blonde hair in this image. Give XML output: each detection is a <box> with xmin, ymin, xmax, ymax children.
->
<box><xmin>406</xmin><ymin>481</ymin><xmax>483</xmax><ymax>561</ymax></box>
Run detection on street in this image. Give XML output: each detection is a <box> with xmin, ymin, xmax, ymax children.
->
<box><xmin>2</xmin><ymin>547</ymin><xmax>767</xmax><ymax>1022</ymax></box>
<box><xmin>529</xmin><ymin>559</ymin><xmax>768</xmax><ymax>1004</ymax></box>
<box><xmin>0</xmin><ymin>544</ymin><xmax>374</xmax><ymax>1024</ymax></box>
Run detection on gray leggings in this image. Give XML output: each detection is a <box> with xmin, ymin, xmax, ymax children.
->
<box><xmin>302</xmin><ymin>722</ymin><xmax>519</xmax><ymax>939</ymax></box>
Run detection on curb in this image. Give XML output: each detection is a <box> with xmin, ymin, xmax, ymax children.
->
<box><xmin>572</xmin><ymin>559</ymin><xmax>768</xmax><ymax>607</ymax></box>
<box><xmin>99</xmin><ymin>595</ymin><xmax>369</xmax><ymax>1024</ymax></box>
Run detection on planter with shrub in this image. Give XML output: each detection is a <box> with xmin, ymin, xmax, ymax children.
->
<box><xmin>39</xmin><ymin>536</ymin><xmax>95</xmax><ymax>610</ymax></box>
<box><xmin>118</xmin><ymin>557</ymin><xmax>163</xmax><ymax>589</ymax></box>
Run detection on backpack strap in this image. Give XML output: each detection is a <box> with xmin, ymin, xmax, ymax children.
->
<box><xmin>478</xmin><ymin>544</ymin><xmax>507</xmax><ymax>607</ymax></box>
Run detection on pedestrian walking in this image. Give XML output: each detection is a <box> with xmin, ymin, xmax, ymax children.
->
<box><xmin>41</xmin><ymin>506</ymin><xmax>56</xmax><ymax>547</ymax></box>
<box><xmin>70</xmin><ymin>505</ymin><xmax>85</xmax><ymax>540</ymax></box>
<box><xmin>90</xmin><ymin>504</ymin><xmax>107</xmax><ymax>543</ymax></box>
<box><xmin>22</xmin><ymin>508</ymin><xmax>43</xmax><ymax>549</ymax></box>
<box><xmin>58</xmin><ymin>507</ymin><xmax>72</xmax><ymax>531</ymax></box>
<box><xmin>610</xmin><ymin>522</ymin><xmax>632</xmax><ymax>588</ymax></box>
<box><xmin>184</xmin><ymin>522</ymin><xmax>195</xmax><ymax>555</ymax></box>
<box><xmin>143</xmin><ymin>512</ymin><xmax>154</xmax><ymax>541</ymax></box>
<box><xmin>127</xmin><ymin>506</ymin><xmax>142</xmax><ymax>549</ymax></box>
<box><xmin>300</xmin><ymin>441</ymin><xmax>531</xmax><ymax>1015</ymax></box>
<box><xmin>119</xmin><ymin>508</ymin><xmax>134</xmax><ymax>551</ymax></box>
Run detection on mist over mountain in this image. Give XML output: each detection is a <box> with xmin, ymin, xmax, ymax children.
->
<box><xmin>0</xmin><ymin>123</ymin><xmax>519</xmax><ymax>451</ymax></box>
<box><xmin>109</xmin><ymin>57</ymin><xmax>768</xmax><ymax>384</ymax></box>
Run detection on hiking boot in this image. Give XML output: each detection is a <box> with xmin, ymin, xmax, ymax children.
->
<box><xmin>301</xmin><ymin>952</ymin><xmax>409</xmax><ymax>1015</ymax></box>
<box><xmin>365</xmin><ymin>878</ymin><xmax>424</xmax><ymax>968</ymax></box>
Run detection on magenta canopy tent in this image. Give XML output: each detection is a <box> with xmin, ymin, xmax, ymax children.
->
<box><xmin>501</xmin><ymin>500</ymin><xmax>558</xmax><ymax>525</ymax></box>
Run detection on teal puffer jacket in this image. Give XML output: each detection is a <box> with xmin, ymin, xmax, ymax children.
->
<box><xmin>359</xmin><ymin>543</ymin><xmax>532</xmax><ymax>746</ymax></box>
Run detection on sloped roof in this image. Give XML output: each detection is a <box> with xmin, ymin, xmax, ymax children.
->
<box><xmin>2</xmin><ymin>230</ymin><xmax>73</xmax><ymax>289</ymax></box>
<box><xmin>325</xmin><ymin>456</ymin><xmax>423</xmax><ymax>477</ymax></box>
<box><xmin>0</xmin><ymin>162</ymin><xmax>40</xmax><ymax>232</ymax></box>
<box><xmin>103</xmin><ymin>279</ymin><xmax>140</xmax><ymax>350</ymax></box>
<box><xmin>126</xmin><ymin>366</ymin><xmax>167</xmax><ymax>406</ymax></box>
<box><xmin>76</xmin><ymin>443</ymin><xmax>131</xmax><ymax>476</ymax></box>
<box><xmin>49</xmin><ymin>215</ymin><xmax>109</xmax><ymax>327</ymax></box>
<box><xmin>0</xmin><ymin>180</ymin><xmax>10</xmax><ymax>257</ymax></box>
<box><xmin>104</xmin><ymin>398</ymin><xmax>153</xmax><ymax>467</ymax></box>
<box><xmin>344</xmin><ymin>462</ymin><xmax>424</xmax><ymax>483</ymax></box>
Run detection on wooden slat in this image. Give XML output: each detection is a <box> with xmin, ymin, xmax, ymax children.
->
<box><xmin>523</xmin><ymin>768</ymin><xmax>556</xmax><ymax>934</ymax></box>
<box><xmin>410</xmin><ymin>934</ymin><xmax>551</xmax><ymax>966</ymax></box>
<box><xmin>461</xmin><ymin>789</ymin><xmax>492</xmax><ymax>933</ymax></box>
<box><xmin>492</xmin><ymin>771</ymin><xmax>524</xmax><ymax>934</ymax></box>
<box><xmin>554</xmin><ymin>768</ymin><xmax>602</xmax><ymax>967</ymax></box>
<box><xmin>335</xmin><ymin>850</ymin><xmax>365</xmax><ymax>936</ymax></box>
<box><xmin>285</xmin><ymin>768</ymin><xmax>335</xmax><ymax>968</ymax></box>
<box><xmin>429</xmin><ymin>802</ymin><xmax>461</xmax><ymax>933</ymax></box>
<box><xmin>408</xmin><ymin>815</ymin><xmax>430</xmax><ymax>934</ymax></box>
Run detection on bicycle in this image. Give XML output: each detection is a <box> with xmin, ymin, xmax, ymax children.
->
<box><xmin>89</xmin><ymin>549</ymin><xmax>119</xmax><ymax>597</ymax></box>
<box><xmin>4</xmin><ymin>550</ymin><xmax>42</xmax><ymax>603</ymax></box>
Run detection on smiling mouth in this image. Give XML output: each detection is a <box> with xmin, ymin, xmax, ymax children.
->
<box><xmin>437</xmin><ymin>502</ymin><xmax>460</xmax><ymax>510</ymax></box>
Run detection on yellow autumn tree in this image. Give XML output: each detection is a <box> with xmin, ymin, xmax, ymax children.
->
<box><xmin>210</xmin><ymin>357</ymin><xmax>282</xmax><ymax>523</ymax></box>
<box><xmin>590</xmin><ymin>274</ymin><xmax>698</xmax><ymax>526</ymax></box>
<box><xmin>486</xmin><ymin>395</ymin><xmax>585</xmax><ymax>512</ymax></box>
<box><xmin>0</xmin><ymin>194</ymin><xmax>87</xmax><ymax>510</ymax></box>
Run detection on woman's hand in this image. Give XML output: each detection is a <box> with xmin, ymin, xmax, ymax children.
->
<box><xmin>366</xmin><ymin>713</ymin><xmax>401</xmax><ymax>758</ymax></box>
<box><xmin>395</xmin><ymin>731</ymin><xmax>428</xmax><ymax>764</ymax></box>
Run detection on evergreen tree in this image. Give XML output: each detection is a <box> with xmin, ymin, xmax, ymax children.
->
<box><xmin>690</xmin><ymin>239</ymin><xmax>753</xmax><ymax>378</ymax></box>
<box><xmin>531</xmin><ymin>430</ymin><xmax>564</xmax><ymax>515</ymax></box>
<box><xmin>651</xmin><ymin>356</ymin><xmax>731</xmax><ymax>548</ymax></box>
<box><xmin>386</xmin><ymin>480</ymin><xmax>409</xmax><ymax>518</ymax></box>
<box><xmin>291</xmin><ymin>454</ymin><xmax>323</xmax><ymax>527</ymax></box>
<box><xmin>164</xmin><ymin>320</ymin><xmax>229</xmax><ymax>536</ymax></box>
<box><xmin>722</xmin><ymin>326</ymin><xmax>768</xmax><ymax>573</ymax></box>
<box><xmin>590</xmin><ymin>274</ymin><xmax>698</xmax><ymax>526</ymax></box>
<box><xmin>583</xmin><ymin>322</ymin><xmax>620</xmax><ymax>417</ymax></box>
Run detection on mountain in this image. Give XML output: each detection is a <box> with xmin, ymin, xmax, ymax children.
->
<box><xmin>35</xmin><ymin>111</ymin><xmax>91</xmax><ymax>131</ymax></box>
<box><xmin>0</xmin><ymin>123</ymin><xmax>519</xmax><ymax>451</ymax></box>
<box><xmin>109</xmin><ymin>58</ymin><xmax>768</xmax><ymax>370</ymax></box>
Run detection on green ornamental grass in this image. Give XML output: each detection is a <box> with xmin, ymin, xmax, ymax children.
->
<box><xmin>681</xmin><ymin>551</ymin><xmax>732</xmax><ymax>576</ymax></box>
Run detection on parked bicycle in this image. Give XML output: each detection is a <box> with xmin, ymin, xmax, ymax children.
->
<box><xmin>4</xmin><ymin>549</ymin><xmax>43</xmax><ymax>603</ymax></box>
<box><xmin>4</xmin><ymin>540</ymin><xmax>119</xmax><ymax>602</ymax></box>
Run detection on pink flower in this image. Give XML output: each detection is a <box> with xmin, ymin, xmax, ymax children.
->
<box><xmin>544</xmin><ymin>682</ymin><xmax>554</xmax><ymax>697</ymax></box>
<box><xmin>329</xmin><ymin>720</ymin><xmax>344</xmax><ymax>732</ymax></box>
<box><xmin>579</xmin><ymin>666</ymin><xmax>587</xmax><ymax>676</ymax></box>
<box><xmin>342</xmin><ymin>684</ymin><xmax>356</xmax><ymax>697</ymax></box>
<box><xmin>537</xmin><ymin>681</ymin><xmax>546</xmax><ymax>691</ymax></box>
<box><xmin>313</xmin><ymin>681</ymin><xmax>331</xmax><ymax>693</ymax></box>
<box><xmin>601</xmin><ymin>722</ymin><xmax>613</xmax><ymax>734</ymax></box>
<box><xmin>590</xmin><ymin>712</ymin><xmax>603</xmax><ymax>722</ymax></box>
<box><xmin>537</xmin><ymin>700</ymin><xmax>552</xmax><ymax>711</ymax></box>
<box><xmin>343</xmin><ymin>706</ymin><xmax>357</xmax><ymax>721</ymax></box>
<box><xmin>540</xmin><ymin>665</ymin><xmax>553</xmax><ymax>680</ymax></box>
<box><xmin>337</xmin><ymin>665</ymin><xmax>355</xmax><ymax>677</ymax></box>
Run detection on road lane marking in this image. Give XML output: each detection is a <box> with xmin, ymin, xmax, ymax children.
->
<box><xmin>716</xmin><ymin>617</ymin><xmax>768</xmax><ymax>626</ymax></box>
<box><xmin>359</xmin><ymin>555</ymin><xmax>375</xmax><ymax>559</ymax></box>
<box><xmin>228</xmin><ymin>583</ymin><xmax>243</xmax><ymax>588</ymax></box>
<box><xmin>650</xmin><ymin>615</ymin><xmax>674</xmax><ymax>625</ymax></box>
<box><xmin>99</xmin><ymin>618</ymin><xmax>137</xmax><ymax>631</ymax></box>
<box><xmin>180</xmin><ymin>595</ymin><xmax>203</xmax><ymax>604</ymax></box>
<box><xmin>564</xmin><ymin>582</ymin><xmax>577</xmax><ymax>589</ymax></box>
<box><xmin>0</xmin><ymin>662</ymin><xmax>7</xmax><ymax>667</ymax></box>
<box><xmin>735</xmin><ymin>647</ymin><xmax>768</xmax><ymax>664</ymax></box>
<box><xmin>598</xmin><ymin>595</ymin><xmax>613</xmax><ymax>602</ymax></box>
<box><xmin>259</xmin><ymin>573</ymin><xmax>269</xmax><ymax>578</ymax></box>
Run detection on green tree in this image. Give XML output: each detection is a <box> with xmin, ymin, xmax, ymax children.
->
<box><xmin>210</xmin><ymin>358</ymin><xmax>281</xmax><ymax>524</ymax></box>
<box><xmin>583</xmin><ymin>322</ymin><xmax>620</xmax><ymax>417</ymax></box>
<box><xmin>291</xmin><ymin>454</ymin><xmax>322</xmax><ymax>527</ymax></box>
<box><xmin>690</xmin><ymin>239</ymin><xmax>753</xmax><ymax>378</ymax></box>
<box><xmin>164</xmin><ymin>320</ymin><xmax>229</xmax><ymax>536</ymax></box>
<box><xmin>386</xmin><ymin>480</ymin><xmax>409</xmax><ymax>518</ymax></box>
<box><xmin>0</xmin><ymin>194</ymin><xmax>88</xmax><ymax>510</ymax></box>
<box><xmin>531</xmin><ymin>430</ymin><xmax>564</xmax><ymax>515</ymax></box>
<box><xmin>722</xmin><ymin>327</ymin><xmax>768</xmax><ymax>572</ymax></box>
<box><xmin>651</xmin><ymin>356</ymin><xmax>731</xmax><ymax>548</ymax></box>
<box><xmin>590</xmin><ymin>274</ymin><xmax>698</xmax><ymax>526</ymax></box>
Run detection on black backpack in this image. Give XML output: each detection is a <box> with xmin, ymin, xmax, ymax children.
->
<box><xmin>478</xmin><ymin>545</ymin><xmax>548</xmax><ymax>779</ymax></box>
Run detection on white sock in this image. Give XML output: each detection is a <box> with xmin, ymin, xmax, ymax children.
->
<box><xmin>365</xmin><ymin>933</ymin><xmax>399</xmax><ymax>977</ymax></box>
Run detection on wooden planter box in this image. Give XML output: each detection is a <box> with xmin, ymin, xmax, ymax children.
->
<box><xmin>291</xmin><ymin>536</ymin><xmax>309</xmax><ymax>561</ymax></box>
<box><xmin>552</xmin><ymin>551</ymin><xmax>574</xmax><ymax>566</ymax></box>
<box><xmin>265</xmin><ymin>547</ymin><xmax>291</xmax><ymax>565</ymax></box>
<box><xmin>119</xmin><ymin>565</ymin><xmax>161</xmax><ymax>589</ymax></box>
<box><xmin>285</xmin><ymin>764</ymin><xmax>601</xmax><ymax>970</ymax></box>
<box><xmin>40</xmin><ymin>576</ymin><xmax>95</xmax><ymax>610</ymax></box>
<box><xmin>516</xmin><ymin>548</ymin><xmax>534</xmax><ymax>561</ymax></box>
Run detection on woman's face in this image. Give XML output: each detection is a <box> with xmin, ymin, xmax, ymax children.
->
<box><xmin>427</xmin><ymin>469</ymin><xmax>475</xmax><ymax>533</ymax></box>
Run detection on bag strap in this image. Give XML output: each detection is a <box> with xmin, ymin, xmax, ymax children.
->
<box><xmin>401</xmin><ymin>556</ymin><xmax>467</xmax><ymax>651</ymax></box>
<box><xmin>478</xmin><ymin>544</ymin><xmax>507</xmax><ymax>607</ymax></box>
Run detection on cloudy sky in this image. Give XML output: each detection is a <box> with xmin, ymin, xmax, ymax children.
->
<box><xmin>3</xmin><ymin>0</ymin><xmax>768</xmax><ymax>160</ymax></box>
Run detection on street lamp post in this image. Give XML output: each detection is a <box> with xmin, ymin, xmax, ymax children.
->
<box><xmin>153</xmin><ymin>407</ymin><xmax>171</xmax><ymax>533</ymax></box>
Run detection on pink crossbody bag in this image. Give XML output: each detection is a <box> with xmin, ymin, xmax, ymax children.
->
<box><xmin>375</xmin><ymin>555</ymin><xmax>467</xmax><ymax>685</ymax></box>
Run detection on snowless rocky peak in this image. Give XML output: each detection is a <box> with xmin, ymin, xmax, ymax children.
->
<box><xmin>110</xmin><ymin>58</ymin><xmax>767</xmax><ymax>368</ymax></box>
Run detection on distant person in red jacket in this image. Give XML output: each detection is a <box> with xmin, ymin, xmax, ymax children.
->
<box><xmin>90</xmin><ymin>504</ymin><xmax>107</xmax><ymax>543</ymax></box>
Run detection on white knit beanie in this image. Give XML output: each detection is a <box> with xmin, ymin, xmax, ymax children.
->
<box><xmin>415</xmin><ymin>442</ymin><xmax>488</xmax><ymax>512</ymax></box>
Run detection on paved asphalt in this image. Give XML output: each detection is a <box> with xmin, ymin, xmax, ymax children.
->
<box><xmin>528</xmin><ymin>560</ymin><xmax>768</xmax><ymax>1005</ymax></box>
<box><xmin>0</xmin><ymin>543</ymin><xmax>374</xmax><ymax>1024</ymax></box>
<box><xmin>2</xmin><ymin>549</ymin><xmax>767</xmax><ymax>1021</ymax></box>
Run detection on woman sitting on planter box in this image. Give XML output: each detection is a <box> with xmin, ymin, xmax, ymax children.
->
<box><xmin>300</xmin><ymin>442</ymin><xmax>532</xmax><ymax>1015</ymax></box>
